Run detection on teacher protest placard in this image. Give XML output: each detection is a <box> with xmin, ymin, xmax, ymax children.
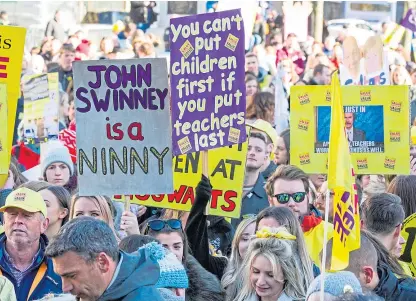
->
<box><xmin>170</xmin><ymin>9</ymin><xmax>246</xmax><ymax>155</ymax></box>
<box><xmin>0</xmin><ymin>84</ymin><xmax>7</xmax><ymax>174</ymax></box>
<box><xmin>290</xmin><ymin>85</ymin><xmax>409</xmax><ymax>174</ymax></box>
<box><xmin>340</xmin><ymin>36</ymin><xmax>390</xmax><ymax>86</ymax></box>
<box><xmin>0</xmin><ymin>26</ymin><xmax>26</xmax><ymax>186</ymax></box>
<box><xmin>114</xmin><ymin>141</ymin><xmax>247</xmax><ymax>218</ymax></box>
<box><xmin>74</xmin><ymin>59</ymin><xmax>173</xmax><ymax>196</ymax></box>
<box><xmin>400</xmin><ymin>213</ymin><xmax>416</xmax><ymax>277</ymax></box>
<box><xmin>22</xmin><ymin>72</ymin><xmax>60</xmax><ymax>144</ymax></box>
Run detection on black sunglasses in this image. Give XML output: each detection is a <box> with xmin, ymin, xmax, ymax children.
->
<box><xmin>146</xmin><ymin>219</ymin><xmax>182</xmax><ymax>233</ymax></box>
<box><xmin>274</xmin><ymin>192</ymin><xmax>307</xmax><ymax>204</ymax></box>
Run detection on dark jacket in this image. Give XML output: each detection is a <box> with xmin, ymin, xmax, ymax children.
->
<box><xmin>231</xmin><ymin>173</ymin><xmax>268</xmax><ymax>229</ymax></box>
<box><xmin>185</xmin><ymin>176</ymin><xmax>228</xmax><ymax>280</ymax></box>
<box><xmin>0</xmin><ymin>233</ymin><xmax>62</xmax><ymax>301</ymax></box>
<box><xmin>374</xmin><ymin>263</ymin><xmax>416</xmax><ymax>301</ymax></box>
<box><xmin>98</xmin><ymin>250</ymin><xmax>163</xmax><ymax>301</ymax></box>
<box><xmin>185</xmin><ymin>255</ymin><xmax>224</xmax><ymax>301</ymax></box>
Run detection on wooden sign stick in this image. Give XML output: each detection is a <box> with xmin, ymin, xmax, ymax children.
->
<box><xmin>202</xmin><ymin>150</ymin><xmax>211</xmax><ymax>216</ymax></box>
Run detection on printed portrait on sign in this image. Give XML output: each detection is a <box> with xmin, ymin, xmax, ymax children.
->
<box><xmin>315</xmin><ymin>105</ymin><xmax>384</xmax><ymax>153</ymax></box>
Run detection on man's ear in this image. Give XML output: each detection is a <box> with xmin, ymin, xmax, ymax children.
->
<box><xmin>267</xmin><ymin>143</ymin><xmax>274</xmax><ymax>155</ymax></box>
<box><xmin>268</xmin><ymin>195</ymin><xmax>274</xmax><ymax>206</ymax></box>
<box><xmin>362</xmin><ymin>266</ymin><xmax>375</xmax><ymax>284</ymax></box>
<box><xmin>97</xmin><ymin>252</ymin><xmax>111</xmax><ymax>273</ymax></box>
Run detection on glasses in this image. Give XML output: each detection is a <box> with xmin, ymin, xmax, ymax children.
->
<box><xmin>274</xmin><ymin>192</ymin><xmax>307</xmax><ymax>204</ymax></box>
<box><xmin>242</xmin><ymin>214</ymin><xmax>257</xmax><ymax>219</ymax></box>
<box><xmin>146</xmin><ymin>219</ymin><xmax>182</xmax><ymax>233</ymax></box>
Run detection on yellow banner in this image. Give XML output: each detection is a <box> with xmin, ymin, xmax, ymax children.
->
<box><xmin>0</xmin><ymin>26</ymin><xmax>26</xmax><ymax>186</ymax></box>
<box><xmin>400</xmin><ymin>213</ymin><xmax>416</xmax><ymax>277</ymax></box>
<box><xmin>0</xmin><ymin>83</ymin><xmax>7</xmax><ymax>174</ymax></box>
<box><xmin>114</xmin><ymin>142</ymin><xmax>247</xmax><ymax>218</ymax></box>
<box><xmin>290</xmin><ymin>85</ymin><xmax>409</xmax><ymax>174</ymax></box>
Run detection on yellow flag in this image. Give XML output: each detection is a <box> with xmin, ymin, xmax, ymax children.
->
<box><xmin>328</xmin><ymin>72</ymin><xmax>360</xmax><ymax>271</ymax></box>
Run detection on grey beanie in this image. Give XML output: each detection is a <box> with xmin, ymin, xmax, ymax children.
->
<box><xmin>306</xmin><ymin>271</ymin><xmax>362</xmax><ymax>300</ymax></box>
<box><xmin>41</xmin><ymin>145</ymin><xmax>74</xmax><ymax>176</ymax></box>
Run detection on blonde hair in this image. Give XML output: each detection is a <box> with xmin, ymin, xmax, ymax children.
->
<box><xmin>391</xmin><ymin>65</ymin><xmax>412</xmax><ymax>85</ymax></box>
<box><xmin>234</xmin><ymin>227</ymin><xmax>308</xmax><ymax>301</ymax></box>
<box><xmin>222</xmin><ymin>216</ymin><xmax>257</xmax><ymax>300</ymax></box>
<box><xmin>362</xmin><ymin>36</ymin><xmax>384</xmax><ymax>73</ymax></box>
<box><xmin>342</xmin><ymin>36</ymin><xmax>361</xmax><ymax>78</ymax></box>
<box><xmin>69</xmin><ymin>195</ymin><xmax>119</xmax><ymax>241</ymax></box>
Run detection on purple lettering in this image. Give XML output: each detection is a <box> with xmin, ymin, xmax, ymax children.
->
<box><xmin>119</xmin><ymin>89</ymin><xmax>135</xmax><ymax>110</ymax></box>
<box><xmin>137</xmin><ymin>63</ymin><xmax>152</xmax><ymax>87</ymax></box>
<box><xmin>105</xmin><ymin>65</ymin><xmax>122</xmax><ymax>89</ymax></box>
<box><xmin>134</xmin><ymin>89</ymin><xmax>147</xmax><ymax>109</ymax></box>
<box><xmin>121</xmin><ymin>65</ymin><xmax>137</xmax><ymax>88</ymax></box>
<box><xmin>156</xmin><ymin>88</ymin><xmax>169</xmax><ymax>110</ymax></box>
<box><xmin>148</xmin><ymin>88</ymin><xmax>157</xmax><ymax>110</ymax></box>
<box><xmin>87</xmin><ymin>65</ymin><xmax>106</xmax><ymax>89</ymax></box>
<box><xmin>90</xmin><ymin>89</ymin><xmax>111</xmax><ymax>112</ymax></box>
<box><xmin>76</xmin><ymin>87</ymin><xmax>91</xmax><ymax>113</ymax></box>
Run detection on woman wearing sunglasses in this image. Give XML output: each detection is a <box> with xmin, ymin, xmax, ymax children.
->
<box><xmin>146</xmin><ymin>218</ymin><xmax>224</xmax><ymax>301</ymax></box>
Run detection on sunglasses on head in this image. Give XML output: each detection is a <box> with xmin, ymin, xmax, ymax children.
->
<box><xmin>274</xmin><ymin>192</ymin><xmax>307</xmax><ymax>204</ymax></box>
<box><xmin>146</xmin><ymin>219</ymin><xmax>182</xmax><ymax>232</ymax></box>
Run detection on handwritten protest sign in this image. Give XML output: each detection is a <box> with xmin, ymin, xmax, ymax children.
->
<box><xmin>22</xmin><ymin>72</ymin><xmax>60</xmax><ymax>144</ymax></box>
<box><xmin>0</xmin><ymin>84</ymin><xmax>7</xmax><ymax>174</ymax></box>
<box><xmin>400</xmin><ymin>213</ymin><xmax>416</xmax><ymax>277</ymax></box>
<box><xmin>340</xmin><ymin>36</ymin><xmax>390</xmax><ymax>86</ymax></box>
<box><xmin>74</xmin><ymin>59</ymin><xmax>173</xmax><ymax>196</ymax></box>
<box><xmin>401</xmin><ymin>9</ymin><xmax>416</xmax><ymax>32</ymax></box>
<box><xmin>383</xmin><ymin>22</ymin><xmax>406</xmax><ymax>49</ymax></box>
<box><xmin>114</xmin><ymin>141</ymin><xmax>247</xmax><ymax>218</ymax></box>
<box><xmin>170</xmin><ymin>9</ymin><xmax>246</xmax><ymax>155</ymax></box>
<box><xmin>0</xmin><ymin>26</ymin><xmax>26</xmax><ymax>186</ymax></box>
<box><xmin>290</xmin><ymin>85</ymin><xmax>409</xmax><ymax>174</ymax></box>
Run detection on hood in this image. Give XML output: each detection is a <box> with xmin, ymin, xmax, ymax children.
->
<box><xmin>99</xmin><ymin>250</ymin><xmax>160</xmax><ymax>301</ymax></box>
<box><xmin>158</xmin><ymin>288</ymin><xmax>185</xmax><ymax>301</ymax></box>
<box><xmin>374</xmin><ymin>264</ymin><xmax>400</xmax><ymax>299</ymax></box>
<box><xmin>185</xmin><ymin>255</ymin><xmax>224</xmax><ymax>301</ymax></box>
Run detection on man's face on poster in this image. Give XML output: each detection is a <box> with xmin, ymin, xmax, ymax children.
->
<box><xmin>344</xmin><ymin>112</ymin><xmax>354</xmax><ymax>130</ymax></box>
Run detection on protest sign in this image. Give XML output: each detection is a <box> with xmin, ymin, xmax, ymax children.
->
<box><xmin>290</xmin><ymin>85</ymin><xmax>409</xmax><ymax>174</ymax></box>
<box><xmin>400</xmin><ymin>213</ymin><xmax>416</xmax><ymax>277</ymax></box>
<box><xmin>114</xmin><ymin>141</ymin><xmax>247</xmax><ymax>218</ymax></box>
<box><xmin>340</xmin><ymin>36</ymin><xmax>390</xmax><ymax>86</ymax></box>
<box><xmin>74</xmin><ymin>59</ymin><xmax>173</xmax><ymax>196</ymax></box>
<box><xmin>401</xmin><ymin>9</ymin><xmax>416</xmax><ymax>32</ymax></box>
<box><xmin>22</xmin><ymin>72</ymin><xmax>60</xmax><ymax>144</ymax></box>
<box><xmin>0</xmin><ymin>26</ymin><xmax>26</xmax><ymax>186</ymax></box>
<box><xmin>383</xmin><ymin>22</ymin><xmax>406</xmax><ymax>49</ymax></box>
<box><xmin>0</xmin><ymin>83</ymin><xmax>7</xmax><ymax>174</ymax></box>
<box><xmin>216</xmin><ymin>0</ymin><xmax>257</xmax><ymax>50</ymax></box>
<box><xmin>170</xmin><ymin>9</ymin><xmax>247</xmax><ymax>155</ymax></box>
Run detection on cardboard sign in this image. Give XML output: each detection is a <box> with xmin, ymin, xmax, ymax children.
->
<box><xmin>0</xmin><ymin>26</ymin><xmax>26</xmax><ymax>186</ymax></box>
<box><xmin>74</xmin><ymin>59</ymin><xmax>173</xmax><ymax>196</ymax></box>
<box><xmin>290</xmin><ymin>85</ymin><xmax>409</xmax><ymax>174</ymax></box>
<box><xmin>0</xmin><ymin>84</ymin><xmax>7</xmax><ymax>174</ymax></box>
<box><xmin>340</xmin><ymin>36</ymin><xmax>390</xmax><ymax>86</ymax></box>
<box><xmin>400</xmin><ymin>213</ymin><xmax>416</xmax><ymax>277</ymax></box>
<box><xmin>170</xmin><ymin>10</ymin><xmax>247</xmax><ymax>155</ymax></box>
<box><xmin>114</xmin><ymin>141</ymin><xmax>247</xmax><ymax>218</ymax></box>
<box><xmin>401</xmin><ymin>9</ymin><xmax>416</xmax><ymax>32</ymax></box>
<box><xmin>22</xmin><ymin>72</ymin><xmax>60</xmax><ymax>144</ymax></box>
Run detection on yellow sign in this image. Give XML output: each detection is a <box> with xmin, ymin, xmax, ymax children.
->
<box><xmin>0</xmin><ymin>26</ymin><xmax>26</xmax><ymax>186</ymax></box>
<box><xmin>114</xmin><ymin>142</ymin><xmax>247</xmax><ymax>218</ymax></box>
<box><xmin>400</xmin><ymin>213</ymin><xmax>416</xmax><ymax>277</ymax></box>
<box><xmin>290</xmin><ymin>85</ymin><xmax>409</xmax><ymax>174</ymax></box>
<box><xmin>0</xmin><ymin>84</ymin><xmax>7</xmax><ymax>174</ymax></box>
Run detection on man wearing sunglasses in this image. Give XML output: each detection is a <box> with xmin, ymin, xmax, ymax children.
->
<box><xmin>265</xmin><ymin>164</ymin><xmax>333</xmax><ymax>264</ymax></box>
<box><xmin>232</xmin><ymin>132</ymin><xmax>269</xmax><ymax>228</ymax></box>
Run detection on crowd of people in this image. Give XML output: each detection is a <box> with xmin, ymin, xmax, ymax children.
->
<box><xmin>1</xmin><ymin>4</ymin><xmax>416</xmax><ymax>301</ymax></box>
